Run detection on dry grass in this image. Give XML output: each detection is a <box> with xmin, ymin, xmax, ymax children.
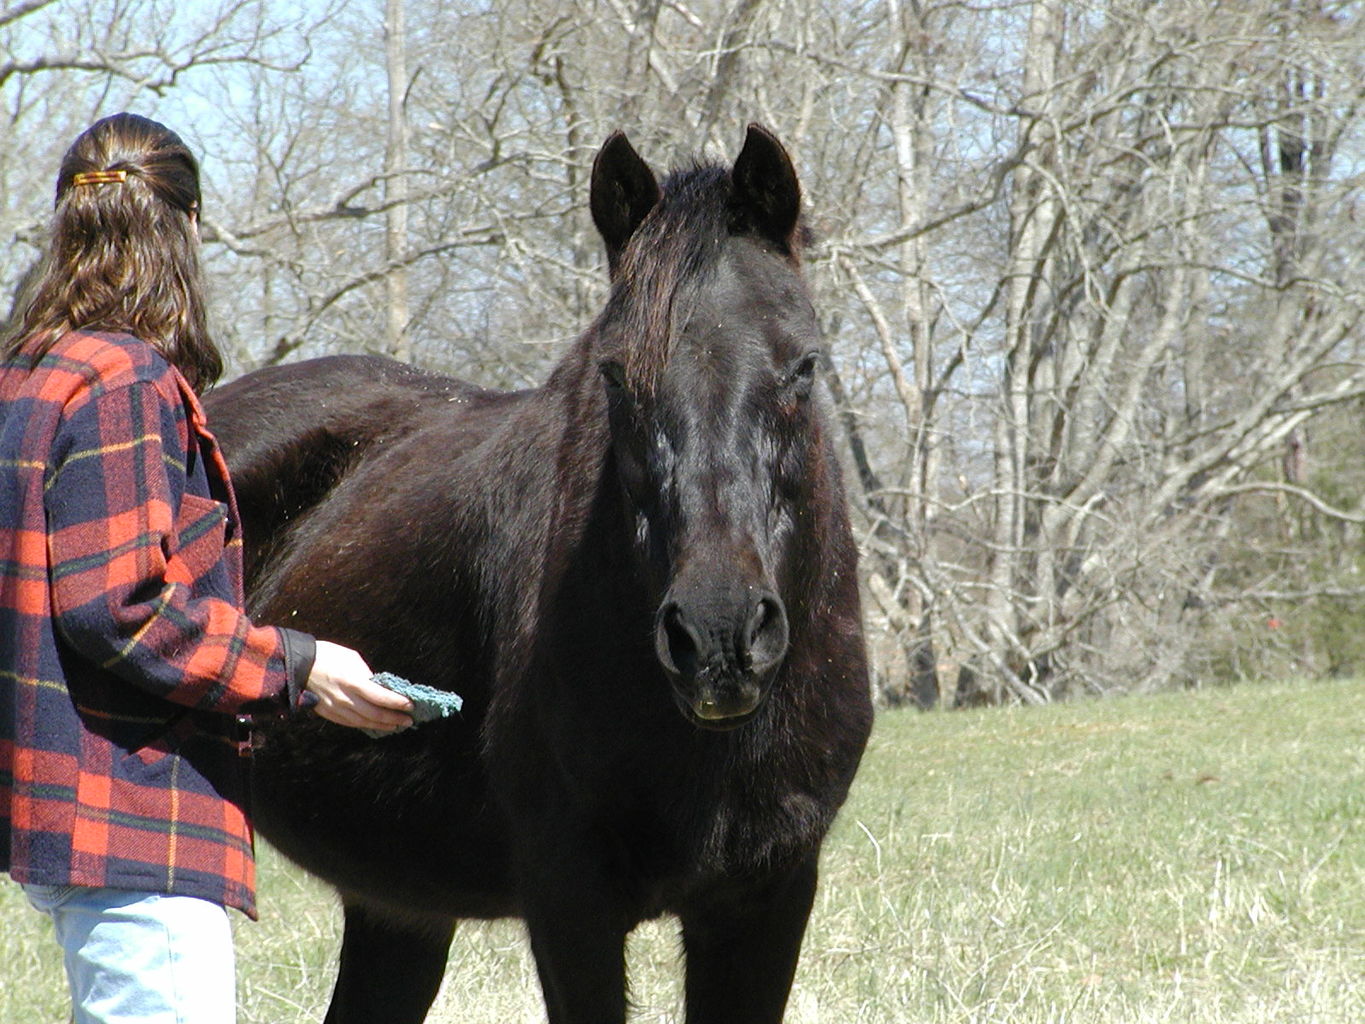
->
<box><xmin>3</xmin><ymin>678</ymin><xmax>1363</xmax><ymax>1023</ymax></box>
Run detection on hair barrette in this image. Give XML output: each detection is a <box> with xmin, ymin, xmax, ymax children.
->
<box><xmin>71</xmin><ymin>169</ymin><xmax>129</xmax><ymax>187</ymax></box>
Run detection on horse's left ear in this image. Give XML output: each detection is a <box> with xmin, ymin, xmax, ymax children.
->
<box><xmin>731</xmin><ymin>124</ymin><xmax>801</xmax><ymax>251</ymax></box>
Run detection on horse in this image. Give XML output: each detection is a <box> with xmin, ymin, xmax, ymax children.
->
<box><xmin>206</xmin><ymin>125</ymin><xmax>873</xmax><ymax>1024</ymax></box>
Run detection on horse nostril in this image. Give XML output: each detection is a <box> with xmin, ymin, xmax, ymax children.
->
<box><xmin>659</xmin><ymin>603</ymin><xmax>701</xmax><ymax>678</ymax></box>
<box><xmin>744</xmin><ymin>595</ymin><xmax>788</xmax><ymax>671</ymax></box>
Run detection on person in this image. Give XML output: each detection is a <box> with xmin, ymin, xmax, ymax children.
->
<box><xmin>0</xmin><ymin>113</ymin><xmax>414</xmax><ymax>1023</ymax></box>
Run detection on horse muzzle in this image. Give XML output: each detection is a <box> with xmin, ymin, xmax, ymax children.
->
<box><xmin>655</xmin><ymin>586</ymin><xmax>789</xmax><ymax>729</ymax></box>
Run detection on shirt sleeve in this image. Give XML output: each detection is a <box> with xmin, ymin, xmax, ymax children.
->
<box><xmin>45</xmin><ymin>374</ymin><xmax>305</xmax><ymax>714</ymax></box>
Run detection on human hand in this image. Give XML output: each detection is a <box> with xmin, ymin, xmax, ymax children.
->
<box><xmin>306</xmin><ymin>640</ymin><xmax>414</xmax><ymax>733</ymax></box>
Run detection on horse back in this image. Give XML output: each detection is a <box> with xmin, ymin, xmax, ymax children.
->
<box><xmin>204</xmin><ymin>355</ymin><xmax>485</xmax><ymax>587</ymax></box>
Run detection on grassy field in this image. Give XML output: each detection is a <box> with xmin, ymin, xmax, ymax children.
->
<box><xmin>2</xmin><ymin>678</ymin><xmax>1362</xmax><ymax>1023</ymax></box>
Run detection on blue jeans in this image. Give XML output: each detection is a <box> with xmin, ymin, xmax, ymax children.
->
<box><xmin>22</xmin><ymin>884</ymin><xmax>235</xmax><ymax>1024</ymax></box>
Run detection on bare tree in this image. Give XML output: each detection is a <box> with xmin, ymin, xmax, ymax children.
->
<box><xmin>6</xmin><ymin>0</ymin><xmax>1362</xmax><ymax>703</ymax></box>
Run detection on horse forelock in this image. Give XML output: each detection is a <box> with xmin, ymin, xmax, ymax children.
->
<box><xmin>606</xmin><ymin>164</ymin><xmax>731</xmax><ymax>401</ymax></box>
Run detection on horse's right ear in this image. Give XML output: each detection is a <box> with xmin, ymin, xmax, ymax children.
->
<box><xmin>590</xmin><ymin>132</ymin><xmax>661</xmax><ymax>277</ymax></box>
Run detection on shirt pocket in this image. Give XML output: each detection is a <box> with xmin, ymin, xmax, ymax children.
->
<box><xmin>167</xmin><ymin>493</ymin><xmax>228</xmax><ymax>587</ymax></box>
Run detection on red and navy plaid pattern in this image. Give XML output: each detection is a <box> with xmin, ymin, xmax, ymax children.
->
<box><xmin>1</xmin><ymin>331</ymin><xmax>312</xmax><ymax>917</ymax></box>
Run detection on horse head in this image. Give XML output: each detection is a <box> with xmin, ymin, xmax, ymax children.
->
<box><xmin>588</xmin><ymin>125</ymin><xmax>826</xmax><ymax>731</ymax></box>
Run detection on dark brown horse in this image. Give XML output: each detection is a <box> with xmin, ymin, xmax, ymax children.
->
<box><xmin>207</xmin><ymin>125</ymin><xmax>872</xmax><ymax>1024</ymax></box>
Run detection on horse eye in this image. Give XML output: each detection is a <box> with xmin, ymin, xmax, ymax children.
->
<box><xmin>784</xmin><ymin>351</ymin><xmax>822</xmax><ymax>396</ymax></box>
<box><xmin>599</xmin><ymin>360</ymin><xmax>628</xmax><ymax>392</ymax></box>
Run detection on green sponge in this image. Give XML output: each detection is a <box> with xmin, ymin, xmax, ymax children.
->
<box><xmin>364</xmin><ymin>672</ymin><xmax>464</xmax><ymax>739</ymax></box>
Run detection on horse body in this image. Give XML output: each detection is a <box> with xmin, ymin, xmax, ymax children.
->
<box><xmin>207</xmin><ymin>126</ymin><xmax>872</xmax><ymax>1024</ymax></box>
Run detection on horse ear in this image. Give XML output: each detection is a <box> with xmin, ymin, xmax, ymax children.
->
<box><xmin>731</xmin><ymin>123</ymin><xmax>801</xmax><ymax>251</ymax></box>
<box><xmin>590</xmin><ymin>131</ymin><xmax>661</xmax><ymax>276</ymax></box>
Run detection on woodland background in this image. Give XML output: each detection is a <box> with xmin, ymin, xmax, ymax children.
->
<box><xmin>4</xmin><ymin>0</ymin><xmax>1364</xmax><ymax>707</ymax></box>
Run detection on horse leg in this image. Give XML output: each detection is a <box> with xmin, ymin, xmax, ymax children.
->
<box><xmin>679</xmin><ymin>855</ymin><xmax>819</xmax><ymax>1024</ymax></box>
<box><xmin>521</xmin><ymin>884</ymin><xmax>629</xmax><ymax>1024</ymax></box>
<box><xmin>322</xmin><ymin>902</ymin><xmax>456</xmax><ymax>1024</ymax></box>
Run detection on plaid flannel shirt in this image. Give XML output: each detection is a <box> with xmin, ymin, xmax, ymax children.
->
<box><xmin>1</xmin><ymin>331</ymin><xmax>314</xmax><ymax>917</ymax></box>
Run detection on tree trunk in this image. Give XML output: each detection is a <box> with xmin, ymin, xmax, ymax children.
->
<box><xmin>384</xmin><ymin>0</ymin><xmax>411</xmax><ymax>362</ymax></box>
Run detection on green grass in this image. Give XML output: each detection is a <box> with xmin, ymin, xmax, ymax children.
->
<box><xmin>3</xmin><ymin>679</ymin><xmax>1363</xmax><ymax>1022</ymax></box>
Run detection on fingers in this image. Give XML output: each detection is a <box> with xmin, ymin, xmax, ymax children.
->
<box><xmin>360</xmin><ymin>681</ymin><xmax>417</xmax><ymax>713</ymax></box>
<box><xmin>311</xmin><ymin>683</ymin><xmax>414</xmax><ymax>733</ymax></box>
<box><xmin>306</xmin><ymin>640</ymin><xmax>415</xmax><ymax>733</ymax></box>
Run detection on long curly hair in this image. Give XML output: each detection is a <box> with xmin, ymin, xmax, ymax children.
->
<box><xmin>3</xmin><ymin>112</ymin><xmax>222</xmax><ymax>392</ymax></box>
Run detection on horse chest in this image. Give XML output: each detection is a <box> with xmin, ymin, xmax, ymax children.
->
<box><xmin>582</xmin><ymin>736</ymin><xmax>832</xmax><ymax>884</ymax></box>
